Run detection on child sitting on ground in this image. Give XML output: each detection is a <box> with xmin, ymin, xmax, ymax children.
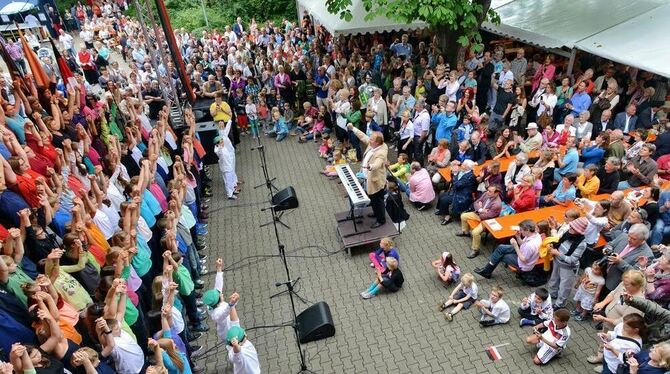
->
<box><xmin>519</xmin><ymin>287</ymin><xmax>554</xmax><ymax>327</ymax></box>
<box><xmin>299</xmin><ymin>112</ymin><xmax>326</xmax><ymax>143</ymax></box>
<box><xmin>475</xmin><ymin>286</ymin><xmax>511</xmax><ymax>327</ymax></box>
<box><xmin>438</xmin><ymin>273</ymin><xmax>478</xmax><ymax>322</ymax></box>
<box><xmin>572</xmin><ymin>261</ymin><xmax>605</xmax><ymax>321</ymax></box>
<box><xmin>431</xmin><ymin>251</ymin><xmax>460</xmax><ymax>288</ymax></box>
<box><xmin>525</xmin><ymin>309</ymin><xmax>571</xmax><ymax>365</ymax></box>
<box><xmin>368</xmin><ymin>237</ymin><xmax>399</xmax><ymax>273</ymax></box>
<box><xmin>321</xmin><ymin>149</ymin><xmax>346</xmax><ymax>177</ymax></box>
<box><xmin>318</xmin><ymin>134</ymin><xmax>332</xmax><ymax>158</ymax></box>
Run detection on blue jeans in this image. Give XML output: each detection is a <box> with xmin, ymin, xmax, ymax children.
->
<box><xmin>489</xmin><ymin>244</ymin><xmax>519</xmax><ymax>270</ymax></box>
<box><xmin>277</xmin><ymin>132</ymin><xmax>287</xmax><ymax>141</ymax></box>
<box><xmin>651</xmin><ymin>220</ymin><xmax>670</xmax><ymax>245</ymax></box>
<box><xmin>617</xmin><ymin>181</ymin><xmax>631</xmax><ymax>190</ymax></box>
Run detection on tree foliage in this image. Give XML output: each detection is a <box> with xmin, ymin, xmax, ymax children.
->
<box><xmin>58</xmin><ymin>0</ymin><xmax>297</xmax><ymax>34</ymax></box>
<box><xmin>326</xmin><ymin>0</ymin><xmax>499</xmax><ymax>51</ymax></box>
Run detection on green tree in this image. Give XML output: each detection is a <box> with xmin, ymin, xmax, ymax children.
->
<box><xmin>326</xmin><ymin>0</ymin><xmax>499</xmax><ymax>59</ymax></box>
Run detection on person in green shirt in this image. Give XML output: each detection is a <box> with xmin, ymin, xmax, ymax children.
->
<box><xmin>164</xmin><ymin>250</ymin><xmax>208</xmax><ymax>332</ymax></box>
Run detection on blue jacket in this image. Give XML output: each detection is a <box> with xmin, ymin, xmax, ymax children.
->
<box><xmin>581</xmin><ymin>145</ymin><xmax>605</xmax><ymax>167</ymax></box>
<box><xmin>373</xmin><ymin>247</ymin><xmax>400</xmax><ymax>270</ymax></box>
<box><xmin>446</xmin><ymin>171</ymin><xmax>477</xmax><ymax>215</ymax></box>
<box><xmin>433</xmin><ymin>112</ymin><xmax>458</xmax><ymax>142</ymax></box>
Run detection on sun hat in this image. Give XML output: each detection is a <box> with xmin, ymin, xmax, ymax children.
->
<box><xmin>202</xmin><ymin>289</ymin><xmax>221</xmax><ymax>308</ymax></box>
<box><xmin>226</xmin><ymin>325</ymin><xmax>246</xmax><ymax>345</ymax></box>
<box><xmin>526</xmin><ymin>122</ymin><xmax>539</xmax><ymax>130</ymax></box>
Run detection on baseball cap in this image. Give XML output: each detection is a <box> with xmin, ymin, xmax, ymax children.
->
<box><xmin>226</xmin><ymin>325</ymin><xmax>246</xmax><ymax>345</ymax></box>
<box><xmin>202</xmin><ymin>289</ymin><xmax>221</xmax><ymax>308</ymax></box>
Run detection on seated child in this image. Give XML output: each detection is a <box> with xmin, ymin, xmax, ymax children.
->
<box><xmin>321</xmin><ymin>149</ymin><xmax>346</xmax><ymax>177</ymax></box>
<box><xmin>525</xmin><ymin>309</ymin><xmax>571</xmax><ymax>365</ymax></box>
<box><xmin>360</xmin><ymin>257</ymin><xmax>404</xmax><ymax>299</ymax></box>
<box><xmin>318</xmin><ymin>134</ymin><xmax>332</xmax><ymax>158</ymax></box>
<box><xmin>572</xmin><ymin>262</ymin><xmax>605</xmax><ymax>321</ymax></box>
<box><xmin>368</xmin><ymin>237</ymin><xmax>399</xmax><ymax>273</ymax></box>
<box><xmin>431</xmin><ymin>251</ymin><xmax>460</xmax><ymax>288</ymax></box>
<box><xmin>300</xmin><ymin>112</ymin><xmax>326</xmax><ymax>143</ymax></box>
<box><xmin>267</xmin><ymin>110</ymin><xmax>288</xmax><ymax>142</ymax></box>
<box><xmin>475</xmin><ymin>286</ymin><xmax>511</xmax><ymax>327</ymax></box>
<box><xmin>519</xmin><ymin>287</ymin><xmax>554</xmax><ymax>327</ymax></box>
<box><xmin>438</xmin><ymin>273</ymin><xmax>478</xmax><ymax>322</ymax></box>
<box><xmin>389</xmin><ymin>153</ymin><xmax>411</xmax><ymax>193</ymax></box>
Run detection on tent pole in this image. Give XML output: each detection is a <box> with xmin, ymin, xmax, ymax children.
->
<box><xmin>566</xmin><ymin>47</ymin><xmax>577</xmax><ymax>76</ymax></box>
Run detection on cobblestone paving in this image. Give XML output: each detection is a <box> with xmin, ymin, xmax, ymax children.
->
<box><xmin>199</xmin><ymin>134</ymin><xmax>600</xmax><ymax>373</ymax></box>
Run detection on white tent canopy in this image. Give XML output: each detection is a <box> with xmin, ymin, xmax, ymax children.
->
<box><xmin>482</xmin><ymin>0</ymin><xmax>670</xmax><ymax>77</ymax></box>
<box><xmin>297</xmin><ymin>0</ymin><xmax>427</xmax><ymax>36</ymax></box>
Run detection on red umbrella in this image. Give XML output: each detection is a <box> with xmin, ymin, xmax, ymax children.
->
<box><xmin>48</xmin><ymin>38</ymin><xmax>76</xmax><ymax>88</ymax></box>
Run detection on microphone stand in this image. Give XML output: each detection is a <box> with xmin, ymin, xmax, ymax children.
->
<box><xmin>255</xmin><ymin>136</ymin><xmax>312</xmax><ymax>373</ymax></box>
<box><xmin>252</xmin><ymin>136</ymin><xmax>290</xmax><ymax>229</ymax></box>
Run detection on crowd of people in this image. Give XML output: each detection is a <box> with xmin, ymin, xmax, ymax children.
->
<box><xmin>0</xmin><ymin>0</ymin><xmax>668</xmax><ymax>372</ymax></box>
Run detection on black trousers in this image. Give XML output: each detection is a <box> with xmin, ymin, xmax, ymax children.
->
<box><xmin>369</xmin><ymin>188</ymin><xmax>386</xmax><ymax>224</ymax></box>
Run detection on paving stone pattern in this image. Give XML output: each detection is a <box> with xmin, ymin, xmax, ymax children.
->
<box><xmin>200</xmin><ymin>134</ymin><xmax>600</xmax><ymax>373</ymax></box>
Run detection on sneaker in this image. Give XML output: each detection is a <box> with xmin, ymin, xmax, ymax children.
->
<box><xmin>593</xmin><ymin>366</ymin><xmax>603</xmax><ymax>373</ymax></box>
<box><xmin>362</xmin><ymin>292</ymin><xmax>375</xmax><ymax>299</ymax></box>
<box><xmin>228</xmin><ymin>195</ymin><xmax>238</xmax><ymax>200</ymax></box>
<box><xmin>570</xmin><ymin>309</ymin><xmax>580</xmax><ymax>316</ymax></box>
<box><xmin>444</xmin><ymin>312</ymin><xmax>453</xmax><ymax>322</ymax></box>
<box><xmin>574</xmin><ymin>314</ymin><xmax>587</xmax><ymax>321</ymax></box>
<box><xmin>466</xmin><ymin>250</ymin><xmax>479</xmax><ymax>259</ymax></box>
<box><xmin>360</xmin><ymin>291</ymin><xmax>368</xmax><ymax>298</ymax></box>
<box><xmin>519</xmin><ymin>318</ymin><xmax>534</xmax><ymax>327</ymax></box>
<box><xmin>437</xmin><ymin>302</ymin><xmax>446</xmax><ymax>312</ymax></box>
<box><xmin>190</xmin><ymin>323</ymin><xmax>210</xmax><ymax>333</ymax></box>
<box><xmin>369</xmin><ymin>262</ymin><xmax>375</xmax><ymax>268</ymax></box>
<box><xmin>188</xmin><ymin>332</ymin><xmax>202</xmax><ymax>342</ymax></box>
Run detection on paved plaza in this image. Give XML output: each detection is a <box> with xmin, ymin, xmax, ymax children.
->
<box><xmin>200</xmin><ymin>135</ymin><xmax>600</xmax><ymax>373</ymax></box>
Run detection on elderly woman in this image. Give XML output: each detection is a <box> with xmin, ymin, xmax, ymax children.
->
<box><xmin>588</xmin><ymin>270</ymin><xmax>647</xmax><ymax>365</ymax></box>
<box><xmin>458</xmin><ymin>185</ymin><xmax>503</xmax><ymax>258</ymax></box>
<box><xmin>504</xmin><ymin>152</ymin><xmax>531</xmax><ymax>190</ymax></box>
<box><xmin>451</xmin><ymin>139</ymin><xmax>473</xmax><ymax>163</ymax></box>
<box><xmin>435</xmin><ymin>160</ymin><xmax>477</xmax><ymax>224</ymax></box>
<box><xmin>508</xmin><ymin>174</ymin><xmax>537</xmax><ymax>213</ymax></box>
<box><xmin>360</xmin><ymin>257</ymin><xmax>404</xmax><ymax>299</ymax></box>
<box><xmin>408</xmin><ymin>162</ymin><xmax>435</xmax><ymax>211</ymax></box>
<box><xmin>427</xmin><ymin>139</ymin><xmax>451</xmax><ymax>184</ymax></box>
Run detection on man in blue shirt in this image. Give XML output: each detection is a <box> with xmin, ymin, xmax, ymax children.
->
<box><xmin>433</xmin><ymin>101</ymin><xmax>458</xmax><ymax>144</ymax></box>
<box><xmin>566</xmin><ymin>81</ymin><xmax>592</xmax><ymax>117</ymax></box>
<box><xmin>390</xmin><ymin>34</ymin><xmax>413</xmax><ymax>60</ymax></box>
<box><xmin>554</xmin><ymin>137</ymin><xmax>579</xmax><ymax>182</ymax></box>
<box><xmin>314</xmin><ymin>67</ymin><xmax>329</xmax><ymax>108</ymax></box>
<box><xmin>651</xmin><ymin>191</ymin><xmax>670</xmax><ymax>245</ymax></box>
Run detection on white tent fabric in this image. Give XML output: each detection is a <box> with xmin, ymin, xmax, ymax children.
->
<box><xmin>481</xmin><ymin>0</ymin><xmax>670</xmax><ymax>77</ymax></box>
<box><xmin>575</xmin><ymin>2</ymin><xmax>670</xmax><ymax>78</ymax></box>
<box><xmin>298</xmin><ymin>0</ymin><xmax>427</xmax><ymax>36</ymax></box>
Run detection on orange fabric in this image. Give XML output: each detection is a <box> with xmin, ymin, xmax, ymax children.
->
<box><xmin>14</xmin><ymin>170</ymin><xmax>42</xmax><ymax>207</ymax></box>
<box><xmin>87</xmin><ymin>222</ymin><xmax>111</xmax><ymax>253</ymax></box>
<box><xmin>19</xmin><ymin>35</ymin><xmax>49</xmax><ymax>88</ymax></box>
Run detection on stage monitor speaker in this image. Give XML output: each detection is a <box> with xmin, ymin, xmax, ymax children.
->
<box><xmin>271</xmin><ymin>186</ymin><xmax>299</xmax><ymax>212</ymax></box>
<box><xmin>296</xmin><ymin>301</ymin><xmax>335</xmax><ymax>344</ymax></box>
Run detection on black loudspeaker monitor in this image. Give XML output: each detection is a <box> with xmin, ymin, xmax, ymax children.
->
<box><xmin>271</xmin><ymin>186</ymin><xmax>299</xmax><ymax>212</ymax></box>
<box><xmin>296</xmin><ymin>301</ymin><xmax>335</xmax><ymax>343</ymax></box>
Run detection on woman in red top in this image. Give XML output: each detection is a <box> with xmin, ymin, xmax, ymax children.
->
<box><xmin>7</xmin><ymin>156</ymin><xmax>45</xmax><ymax>207</ymax></box>
<box><xmin>509</xmin><ymin>174</ymin><xmax>537</xmax><ymax>213</ymax></box>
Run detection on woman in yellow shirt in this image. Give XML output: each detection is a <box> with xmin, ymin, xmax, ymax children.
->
<box><xmin>575</xmin><ymin>164</ymin><xmax>600</xmax><ymax>199</ymax></box>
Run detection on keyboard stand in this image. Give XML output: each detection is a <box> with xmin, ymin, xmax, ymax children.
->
<box><xmin>337</xmin><ymin>197</ymin><xmax>370</xmax><ymax>238</ymax></box>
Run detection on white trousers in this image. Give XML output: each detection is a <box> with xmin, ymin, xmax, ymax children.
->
<box><xmin>222</xmin><ymin>171</ymin><xmax>238</xmax><ymax>197</ymax></box>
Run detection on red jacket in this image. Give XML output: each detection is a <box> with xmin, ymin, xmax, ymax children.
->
<box><xmin>509</xmin><ymin>186</ymin><xmax>536</xmax><ymax>213</ymax></box>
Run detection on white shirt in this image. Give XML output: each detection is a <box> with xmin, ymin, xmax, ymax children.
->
<box><xmin>624</xmin><ymin>115</ymin><xmax>632</xmax><ymax>133</ymax></box>
<box><xmin>228</xmin><ymin>339</ymin><xmax>261</xmax><ymax>374</ymax></box>
<box><xmin>537</xmin><ymin>93</ymin><xmax>557</xmax><ymax>116</ymax></box>
<box><xmin>462</xmin><ymin>282</ymin><xmax>479</xmax><ymax>300</ymax></box>
<box><xmin>480</xmin><ymin>298</ymin><xmax>511</xmax><ymax>323</ymax></box>
<box><xmin>603</xmin><ymin>323</ymin><xmax>642</xmax><ymax>373</ymax></box>
<box><xmin>540</xmin><ymin>319</ymin><xmax>571</xmax><ymax>350</ymax></box>
<box><xmin>59</xmin><ymin>34</ymin><xmax>74</xmax><ymax>51</ymax></box>
<box><xmin>398</xmin><ymin>120</ymin><xmax>414</xmax><ymax>140</ymax></box>
<box><xmin>413</xmin><ymin>109</ymin><xmax>430</xmax><ymax>137</ymax></box>
<box><xmin>110</xmin><ymin>331</ymin><xmax>144</xmax><ymax>374</ymax></box>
